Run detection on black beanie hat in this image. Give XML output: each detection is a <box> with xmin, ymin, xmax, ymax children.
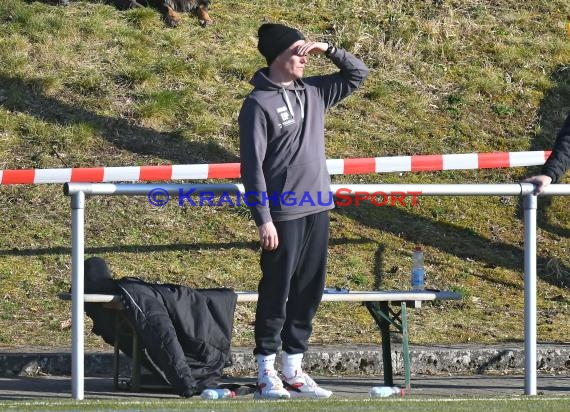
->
<box><xmin>258</xmin><ymin>23</ymin><xmax>305</xmax><ymax>66</ymax></box>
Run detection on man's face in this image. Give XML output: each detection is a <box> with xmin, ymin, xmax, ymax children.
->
<box><xmin>273</xmin><ymin>40</ymin><xmax>308</xmax><ymax>80</ymax></box>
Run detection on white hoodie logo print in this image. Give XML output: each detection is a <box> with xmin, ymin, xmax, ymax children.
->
<box><xmin>276</xmin><ymin>106</ymin><xmax>295</xmax><ymax>129</ymax></box>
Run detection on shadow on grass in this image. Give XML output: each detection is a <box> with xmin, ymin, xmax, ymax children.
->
<box><xmin>0</xmin><ymin>237</ymin><xmax>373</xmax><ymax>257</ymax></box>
<box><xmin>0</xmin><ymin>74</ymin><xmax>238</xmax><ymax>165</ymax></box>
<box><xmin>334</xmin><ymin>201</ymin><xmax>569</xmax><ymax>289</ymax></box>
<box><xmin>372</xmin><ymin>243</ymin><xmax>385</xmax><ymax>290</ymax></box>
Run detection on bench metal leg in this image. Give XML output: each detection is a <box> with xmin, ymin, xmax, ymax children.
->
<box><xmin>365</xmin><ymin>301</ymin><xmax>394</xmax><ymax>386</ymax></box>
<box><xmin>131</xmin><ymin>326</ymin><xmax>141</xmax><ymax>392</ymax></box>
<box><xmin>113</xmin><ymin>312</ymin><xmax>120</xmax><ymax>390</ymax></box>
<box><xmin>379</xmin><ymin>302</ymin><xmax>394</xmax><ymax>386</ymax></box>
<box><xmin>112</xmin><ymin>312</ymin><xmax>142</xmax><ymax>392</ymax></box>
<box><xmin>365</xmin><ymin>301</ymin><xmax>412</xmax><ymax>388</ymax></box>
<box><xmin>401</xmin><ymin>302</ymin><xmax>411</xmax><ymax>389</ymax></box>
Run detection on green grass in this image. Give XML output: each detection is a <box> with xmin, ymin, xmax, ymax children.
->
<box><xmin>0</xmin><ymin>0</ymin><xmax>569</xmax><ymax>351</ymax></box>
<box><xmin>1</xmin><ymin>397</ymin><xmax>569</xmax><ymax>412</ymax></box>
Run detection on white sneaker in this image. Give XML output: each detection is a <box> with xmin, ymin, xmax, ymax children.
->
<box><xmin>254</xmin><ymin>370</ymin><xmax>291</xmax><ymax>400</ymax></box>
<box><xmin>282</xmin><ymin>371</ymin><xmax>333</xmax><ymax>398</ymax></box>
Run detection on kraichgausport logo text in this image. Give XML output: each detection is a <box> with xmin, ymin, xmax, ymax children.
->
<box><xmin>147</xmin><ymin>188</ymin><xmax>421</xmax><ymax>208</ymax></box>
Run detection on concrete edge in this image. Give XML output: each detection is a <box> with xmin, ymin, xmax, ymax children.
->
<box><xmin>2</xmin><ymin>344</ymin><xmax>569</xmax><ymax>378</ymax></box>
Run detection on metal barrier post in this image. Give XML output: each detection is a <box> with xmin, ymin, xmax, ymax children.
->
<box><xmin>71</xmin><ymin>191</ymin><xmax>85</xmax><ymax>400</ymax></box>
<box><xmin>523</xmin><ymin>193</ymin><xmax>537</xmax><ymax>395</ymax></box>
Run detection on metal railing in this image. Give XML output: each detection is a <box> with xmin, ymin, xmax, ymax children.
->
<box><xmin>64</xmin><ymin>182</ymin><xmax>570</xmax><ymax>399</ymax></box>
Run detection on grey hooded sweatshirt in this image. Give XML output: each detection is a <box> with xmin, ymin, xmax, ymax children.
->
<box><xmin>239</xmin><ymin>48</ymin><xmax>368</xmax><ymax>226</ymax></box>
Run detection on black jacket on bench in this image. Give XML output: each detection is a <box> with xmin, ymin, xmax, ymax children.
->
<box><xmin>83</xmin><ymin>257</ymin><xmax>237</xmax><ymax>397</ymax></box>
<box><xmin>117</xmin><ymin>278</ymin><xmax>237</xmax><ymax>396</ymax></box>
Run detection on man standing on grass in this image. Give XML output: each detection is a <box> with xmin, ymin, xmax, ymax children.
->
<box><xmin>238</xmin><ymin>23</ymin><xmax>368</xmax><ymax>399</ymax></box>
<box><xmin>524</xmin><ymin>112</ymin><xmax>570</xmax><ymax>193</ymax></box>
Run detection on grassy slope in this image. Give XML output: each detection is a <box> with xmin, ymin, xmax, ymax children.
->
<box><xmin>0</xmin><ymin>0</ymin><xmax>568</xmax><ymax>349</ymax></box>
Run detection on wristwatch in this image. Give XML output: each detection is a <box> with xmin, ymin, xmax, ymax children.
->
<box><xmin>325</xmin><ymin>42</ymin><xmax>337</xmax><ymax>57</ymax></box>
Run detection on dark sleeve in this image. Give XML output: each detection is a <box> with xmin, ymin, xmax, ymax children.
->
<box><xmin>238</xmin><ymin>97</ymin><xmax>272</xmax><ymax>226</ymax></box>
<box><xmin>304</xmin><ymin>48</ymin><xmax>369</xmax><ymax>110</ymax></box>
<box><xmin>542</xmin><ymin>112</ymin><xmax>570</xmax><ymax>183</ymax></box>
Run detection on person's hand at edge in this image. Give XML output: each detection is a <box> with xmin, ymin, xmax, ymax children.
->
<box><xmin>258</xmin><ymin>221</ymin><xmax>279</xmax><ymax>250</ymax></box>
<box><xmin>523</xmin><ymin>174</ymin><xmax>552</xmax><ymax>194</ymax></box>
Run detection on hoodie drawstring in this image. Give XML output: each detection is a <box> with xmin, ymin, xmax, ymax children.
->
<box><xmin>281</xmin><ymin>88</ymin><xmax>304</xmax><ymax>120</ymax></box>
<box><xmin>294</xmin><ymin>89</ymin><xmax>305</xmax><ymax>120</ymax></box>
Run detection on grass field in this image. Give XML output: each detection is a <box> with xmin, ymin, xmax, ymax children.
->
<box><xmin>0</xmin><ymin>0</ymin><xmax>569</xmax><ymax>351</ymax></box>
<box><xmin>2</xmin><ymin>397</ymin><xmax>570</xmax><ymax>412</ymax></box>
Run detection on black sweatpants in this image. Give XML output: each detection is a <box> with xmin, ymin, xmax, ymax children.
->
<box><xmin>254</xmin><ymin>211</ymin><xmax>330</xmax><ymax>355</ymax></box>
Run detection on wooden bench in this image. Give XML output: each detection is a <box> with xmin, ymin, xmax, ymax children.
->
<box><xmin>60</xmin><ymin>289</ymin><xmax>460</xmax><ymax>391</ymax></box>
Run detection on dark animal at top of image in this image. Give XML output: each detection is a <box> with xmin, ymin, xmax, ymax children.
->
<box><xmin>113</xmin><ymin>1</ymin><xmax>214</xmax><ymax>27</ymax></box>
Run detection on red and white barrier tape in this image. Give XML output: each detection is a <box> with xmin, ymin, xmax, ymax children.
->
<box><xmin>0</xmin><ymin>151</ymin><xmax>551</xmax><ymax>185</ymax></box>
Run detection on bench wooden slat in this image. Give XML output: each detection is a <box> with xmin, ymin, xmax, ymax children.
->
<box><xmin>59</xmin><ymin>291</ymin><xmax>461</xmax><ymax>303</ymax></box>
<box><xmin>59</xmin><ymin>290</ymin><xmax>461</xmax><ymax>303</ymax></box>
<box><xmin>238</xmin><ymin>290</ymin><xmax>461</xmax><ymax>302</ymax></box>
